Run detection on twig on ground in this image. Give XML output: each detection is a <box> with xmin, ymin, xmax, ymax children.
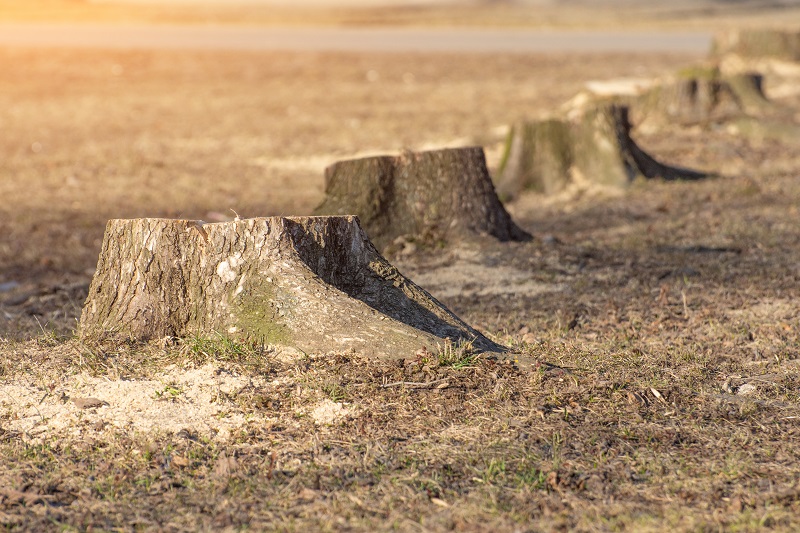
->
<box><xmin>380</xmin><ymin>378</ymin><xmax>450</xmax><ymax>389</ymax></box>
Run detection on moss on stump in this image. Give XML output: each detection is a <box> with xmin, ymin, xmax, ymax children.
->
<box><xmin>496</xmin><ymin>104</ymin><xmax>708</xmax><ymax>199</ymax></box>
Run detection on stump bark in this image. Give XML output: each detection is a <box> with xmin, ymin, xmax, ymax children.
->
<box><xmin>635</xmin><ymin>68</ymin><xmax>771</xmax><ymax>125</ymax></box>
<box><xmin>495</xmin><ymin>119</ymin><xmax>572</xmax><ymax>199</ymax></box>
<box><xmin>712</xmin><ymin>29</ymin><xmax>800</xmax><ymax>62</ymax></box>
<box><xmin>79</xmin><ymin>216</ymin><xmax>503</xmax><ymax>357</ymax></box>
<box><xmin>497</xmin><ymin>104</ymin><xmax>708</xmax><ymax>199</ymax></box>
<box><xmin>313</xmin><ymin>147</ymin><xmax>530</xmax><ymax>251</ymax></box>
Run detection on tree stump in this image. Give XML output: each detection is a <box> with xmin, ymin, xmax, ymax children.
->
<box><xmin>313</xmin><ymin>147</ymin><xmax>531</xmax><ymax>251</ymax></box>
<box><xmin>79</xmin><ymin>216</ymin><xmax>504</xmax><ymax>357</ymax></box>
<box><xmin>712</xmin><ymin>29</ymin><xmax>800</xmax><ymax>62</ymax></box>
<box><xmin>496</xmin><ymin>104</ymin><xmax>708</xmax><ymax>199</ymax></box>
<box><xmin>495</xmin><ymin>119</ymin><xmax>572</xmax><ymax>199</ymax></box>
<box><xmin>635</xmin><ymin>67</ymin><xmax>771</xmax><ymax>125</ymax></box>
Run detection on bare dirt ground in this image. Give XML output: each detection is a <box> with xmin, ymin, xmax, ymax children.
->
<box><xmin>2</xmin><ymin>3</ymin><xmax>800</xmax><ymax>531</ymax></box>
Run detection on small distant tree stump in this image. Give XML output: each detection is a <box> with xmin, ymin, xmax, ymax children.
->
<box><xmin>79</xmin><ymin>216</ymin><xmax>502</xmax><ymax>357</ymax></box>
<box><xmin>314</xmin><ymin>147</ymin><xmax>530</xmax><ymax>250</ymax></box>
<box><xmin>635</xmin><ymin>67</ymin><xmax>771</xmax><ymax>125</ymax></box>
<box><xmin>496</xmin><ymin>104</ymin><xmax>708</xmax><ymax>198</ymax></box>
<box><xmin>712</xmin><ymin>29</ymin><xmax>800</xmax><ymax>62</ymax></box>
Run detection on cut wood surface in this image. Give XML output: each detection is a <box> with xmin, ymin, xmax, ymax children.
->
<box><xmin>314</xmin><ymin>147</ymin><xmax>531</xmax><ymax>251</ymax></box>
<box><xmin>497</xmin><ymin>104</ymin><xmax>708</xmax><ymax>198</ymax></box>
<box><xmin>79</xmin><ymin>216</ymin><xmax>503</xmax><ymax>357</ymax></box>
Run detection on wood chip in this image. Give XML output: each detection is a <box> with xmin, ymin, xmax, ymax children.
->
<box><xmin>650</xmin><ymin>387</ymin><xmax>666</xmax><ymax>403</ymax></box>
<box><xmin>297</xmin><ymin>488</ymin><xmax>318</xmax><ymax>502</ymax></box>
<box><xmin>71</xmin><ymin>397</ymin><xmax>108</xmax><ymax>409</ymax></box>
<box><xmin>212</xmin><ymin>451</ymin><xmax>237</xmax><ymax>480</ymax></box>
<box><xmin>546</xmin><ymin>471</ymin><xmax>560</xmax><ymax>490</ymax></box>
<box><xmin>171</xmin><ymin>455</ymin><xmax>190</xmax><ymax>468</ymax></box>
<box><xmin>430</xmin><ymin>497</ymin><xmax>450</xmax><ymax>508</ymax></box>
<box><xmin>737</xmin><ymin>383</ymin><xmax>758</xmax><ymax>396</ymax></box>
<box><xmin>626</xmin><ymin>391</ymin><xmax>649</xmax><ymax>406</ymax></box>
<box><xmin>347</xmin><ymin>494</ymin><xmax>364</xmax><ymax>507</ymax></box>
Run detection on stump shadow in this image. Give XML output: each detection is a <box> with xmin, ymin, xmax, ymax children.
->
<box><xmin>284</xmin><ymin>217</ymin><xmax>506</xmax><ymax>354</ymax></box>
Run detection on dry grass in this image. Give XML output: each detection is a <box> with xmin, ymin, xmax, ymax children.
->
<box><xmin>2</xmin><ymin>329</ymin><xmax>799</xmax><ymax>530</ymax></box>
<box><xmin>1</xmin><ymin>15</ymin><xmax>800</xmax><ymax>531</ymax></box>
<box><xmin>3</xmin><ymin>186</ymin><xmax>800</xmax><ymax>529</ymax></box>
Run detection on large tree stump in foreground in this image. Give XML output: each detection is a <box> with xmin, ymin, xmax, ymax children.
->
<box><xmin>314</xmin><ymin>147</ymin><xmax>530</xmax><ymax>251</ymax></box>
<box><xmin>80</xmin><ymin>216</ymin><xmax>503</xmax><ymax>357</ymax></box>
<box><xmin>496</xmin><ymin>105</ymin><xmax>708</xmax><ymax>199</ymax></box>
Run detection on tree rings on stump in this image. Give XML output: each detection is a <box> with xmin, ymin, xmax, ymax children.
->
<box><xmin>314</xmin><ymin>146</ymin><xmax>531</xmax><ymax>251</ymax></box>
<box><xmin>496</xmin><ymin>104</ymin><xmax>709</xmax><ymax>199</ymax></box>
<box><xmin>79</xmin><ymin>216</ymin><xmax>504</xmax><ymax>358</ymax></box>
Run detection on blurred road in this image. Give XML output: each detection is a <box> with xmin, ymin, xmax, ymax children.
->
<box><xmin>0</xmin><ymin>24</ymin><xmax>711</xmax><ymax>53</ymax></box>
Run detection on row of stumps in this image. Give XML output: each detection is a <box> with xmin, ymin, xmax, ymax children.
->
<box><xmin>73</xmin><ymin>113</ymin><xmax>716</xmax><ymax>357</ymax></box>
<box><xmin>76</xmin><ymin>129</ymin><xmax>695</xmax><ymax>358</ymax></box>
<box><xmin>79</xmin><ymin>28</ymin><xmax>798</xmax><ymax>358</ymax></box>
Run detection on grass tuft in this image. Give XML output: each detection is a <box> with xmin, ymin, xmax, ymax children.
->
<box><xmin>436</xmin><ymin>338</ymin><xmax>477</xmax><ymax>369</ymax></box>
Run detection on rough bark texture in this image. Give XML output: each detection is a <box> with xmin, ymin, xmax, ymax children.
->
<box><xmin>79</xmin><ymin>216</ymin><xmax>503</xmax><ymax>357</ymax></box>
<box><xmin>314</xmin><ymin>147</ymin><xmax>530</xmax><ymax>251</ymax></box>
<box><xmin>497</xmin><ymin>104</ymin><xmax>708</xmax><ymax>199</ymax></box>
<box><xmin>712</xmin><ymin>29</ymin><xmax>800</xmax><ymax>62</ymax></box>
